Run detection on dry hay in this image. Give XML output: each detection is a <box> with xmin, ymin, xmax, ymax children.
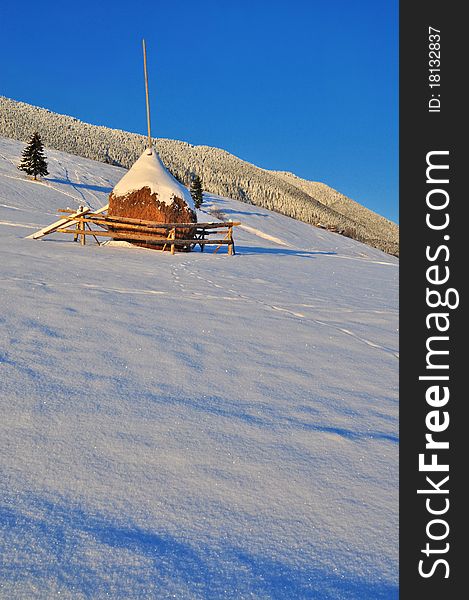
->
<box><xmin>108</xmin><ymin>186</ymin><xmax>197</xmax><ymax>250</ymax></box>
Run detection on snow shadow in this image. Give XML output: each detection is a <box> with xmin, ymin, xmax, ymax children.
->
<box><xmin>235</xmin><ymin>245</ymin><xmax>337</xmax><ymax>257</ymax></box>
<box><xmin>0</xmin><ymin>498</ymin><xmax>398</xmax><ymax>599</ymax></box>
<box><xmin>281</xmin><ymin>420</ymin><xmax>399</xmax><ymax>444</ymax></box>
<box><xmin>145</xmin><ymin>390</ymin><xmax>267</xmax><ymax>428</ymax></box>
<box><xmin>45</xmin><ymin>178</ymin><xmax>112</xmax><ymax>193</ymax></box>
<box><xmin>143</xmin><ymin>391</ymin><xmax>398</xmax><ymax>444</ymax></box>
<box><xmin>220</xmin><ymin>208</ymin><xmax>268</xmax><ymax>217</ymax></box>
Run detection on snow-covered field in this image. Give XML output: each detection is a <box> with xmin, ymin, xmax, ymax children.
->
<box><xmin>0</xmin><ymin>137</ymin><xmax>398</xmax><ymax>599</ymax></box>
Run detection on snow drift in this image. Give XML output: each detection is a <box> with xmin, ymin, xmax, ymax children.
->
<box><xmin>0</xmin><ymin>136</ymin><xmax>398</xmax><ymax>599</ymax></box>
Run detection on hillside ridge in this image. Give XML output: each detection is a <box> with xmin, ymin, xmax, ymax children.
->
<box><xmin>0</xmin><ymin>96</ymin><xmax>398</xmax><ymax>255</ymax></box>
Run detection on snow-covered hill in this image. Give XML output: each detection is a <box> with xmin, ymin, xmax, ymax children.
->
<box><xmin>0</xmin><ymin>96</ymin><xmax>399</xmax><ymax>256</ymax></box>
<box><xmin>0</xmin><ymin>137</ymin><xmax>398</xmax><ymax>599</ymax></box>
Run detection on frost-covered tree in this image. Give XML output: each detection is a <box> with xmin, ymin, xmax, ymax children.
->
<box><xmin>101</xmin><ymin>147</ymin><xmax>123</xmax><ymax>167</ymax></box>
<box><xmin>1</xmin><ymin>96</ymin><xmax>399</xmax><ymax>255</ymax></box>
<box><xmin>190</xmin><ymin>174</ymin><xmax>204</xmax><ymax>209</ymax></box>
<box><xmin>18</xmin><ymin>132</ymin><xmax>48</xmax><ymax>180</ymax></box>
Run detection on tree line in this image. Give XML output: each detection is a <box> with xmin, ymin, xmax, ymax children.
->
<box><xmin>1</xmin><ymin>96</ymin><xmax>398</xmax><ymax>255</ymax></box>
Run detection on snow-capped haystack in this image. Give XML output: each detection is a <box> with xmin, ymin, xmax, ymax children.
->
<box><xmin>108</xmin><ymin>147</ymin><xmax>196</xmax><ymax>248</ymax></box>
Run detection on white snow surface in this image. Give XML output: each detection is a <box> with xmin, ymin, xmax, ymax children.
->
<box><xmin>112</xmin><ymin>147</ymin><xmax>195</xmax><ymax>209</ymax></box>
<box><xmin>0</xmin><ymin>137</ymin><xmax>398</xmax><ymax>599</ymax></box>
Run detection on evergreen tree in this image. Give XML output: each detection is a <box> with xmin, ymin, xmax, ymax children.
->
<box><xmin>190</xmin><ymin>174</ymin><xmax>204</xmax><ymax>209</ymax></box>
<box><xmin>18</xmin><ymin>132</ymin><xmax>49</xmax><ymax>180</ymax></box>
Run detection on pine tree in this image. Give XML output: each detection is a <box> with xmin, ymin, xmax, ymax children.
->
<box><xmin>190</xmin><ymin>174</ymin><xmax>203</xmax><ymax>209</ymax></box>
<box><xmin>18</xmin><ymin>132</ymin><xmax>49</xmax><ymax>180</ymax></box>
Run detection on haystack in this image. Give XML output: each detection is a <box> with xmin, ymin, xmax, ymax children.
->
<box><xmin>108</xmin><ymin>147</ymin><xmax>196</xmax><ymax>249</ymax></box>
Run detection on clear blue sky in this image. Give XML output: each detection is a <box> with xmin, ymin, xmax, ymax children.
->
<box><xmin>1</xmin><ymin>0</ymin><xmax>398</xmax><ymax>222</ymax></box>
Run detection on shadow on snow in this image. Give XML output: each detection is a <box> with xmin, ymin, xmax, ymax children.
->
<box><xmin>234</xmin><ymin>245</ymin><xmax>337</xmax><ymax>258</ymax></box>
<box><xmin>0</xmin><ymin>497</ymin><xmax>398</xmax><ymax>599</ymax></box>
<box><xmin>45</xmin><ymin>178</ymin><xmax>112</xmax><ymax>194</ymax></box>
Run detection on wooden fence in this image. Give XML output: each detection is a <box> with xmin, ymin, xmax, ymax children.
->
<box><xmin>27</xmin><ymin>206</ymin><xmax>240</xmax><ymax>255</ymax></box>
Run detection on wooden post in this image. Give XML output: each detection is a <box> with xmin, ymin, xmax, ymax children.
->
<box><xmin>142</xmin><ymin>39</ymin><xmax>152</xmax><ymax>150</ymax></box>
<box><xmin>162</xmin><ymin>228</ymin><xmax>175</xmax><ymax>253</ymax></box>
<box><xmin>75</xmin><ymin>205</ymin><xmax>83</xmax><ymax>243</ymax></box>
<box><xmin>228</xmin><ymin>226</ymin><xmax>234</xmax><ymax>256</ymax></box>
<box><xmin>86</xmin><ymin>222</ymin><xmax>101</xmax><ymax>245</ymax></box>
<box><xmin>170</xmin><ymin>228</ymin><xmax>176</xmax><ymax>255</ymax></box>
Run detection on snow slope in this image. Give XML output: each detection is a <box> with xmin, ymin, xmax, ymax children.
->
<box><xmin>0</xmin><ymin>96</ymin><xmax>399</xmax><ymax>256</ymax></box>
<box><xmin>0</xmin><ymin>137</ymin><xmax>398</xmax><ymax>599</ymax></box>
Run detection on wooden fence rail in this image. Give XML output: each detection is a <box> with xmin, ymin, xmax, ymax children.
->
<box><xmin>28</xmin><ymin>206</ymin><xmax>240</xmax><ymax>255</ymax></box>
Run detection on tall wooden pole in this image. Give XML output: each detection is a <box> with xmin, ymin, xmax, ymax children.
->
<box><xmin>142</xmin><ymin>39</ymin><xmax>152</xmax><ymax>150</ymax></box>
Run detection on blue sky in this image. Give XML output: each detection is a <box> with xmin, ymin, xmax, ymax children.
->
<box><xmin>0</xmin><ymin>0</ymin><xmax>398</xmax><ymax>222</ymax></box>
